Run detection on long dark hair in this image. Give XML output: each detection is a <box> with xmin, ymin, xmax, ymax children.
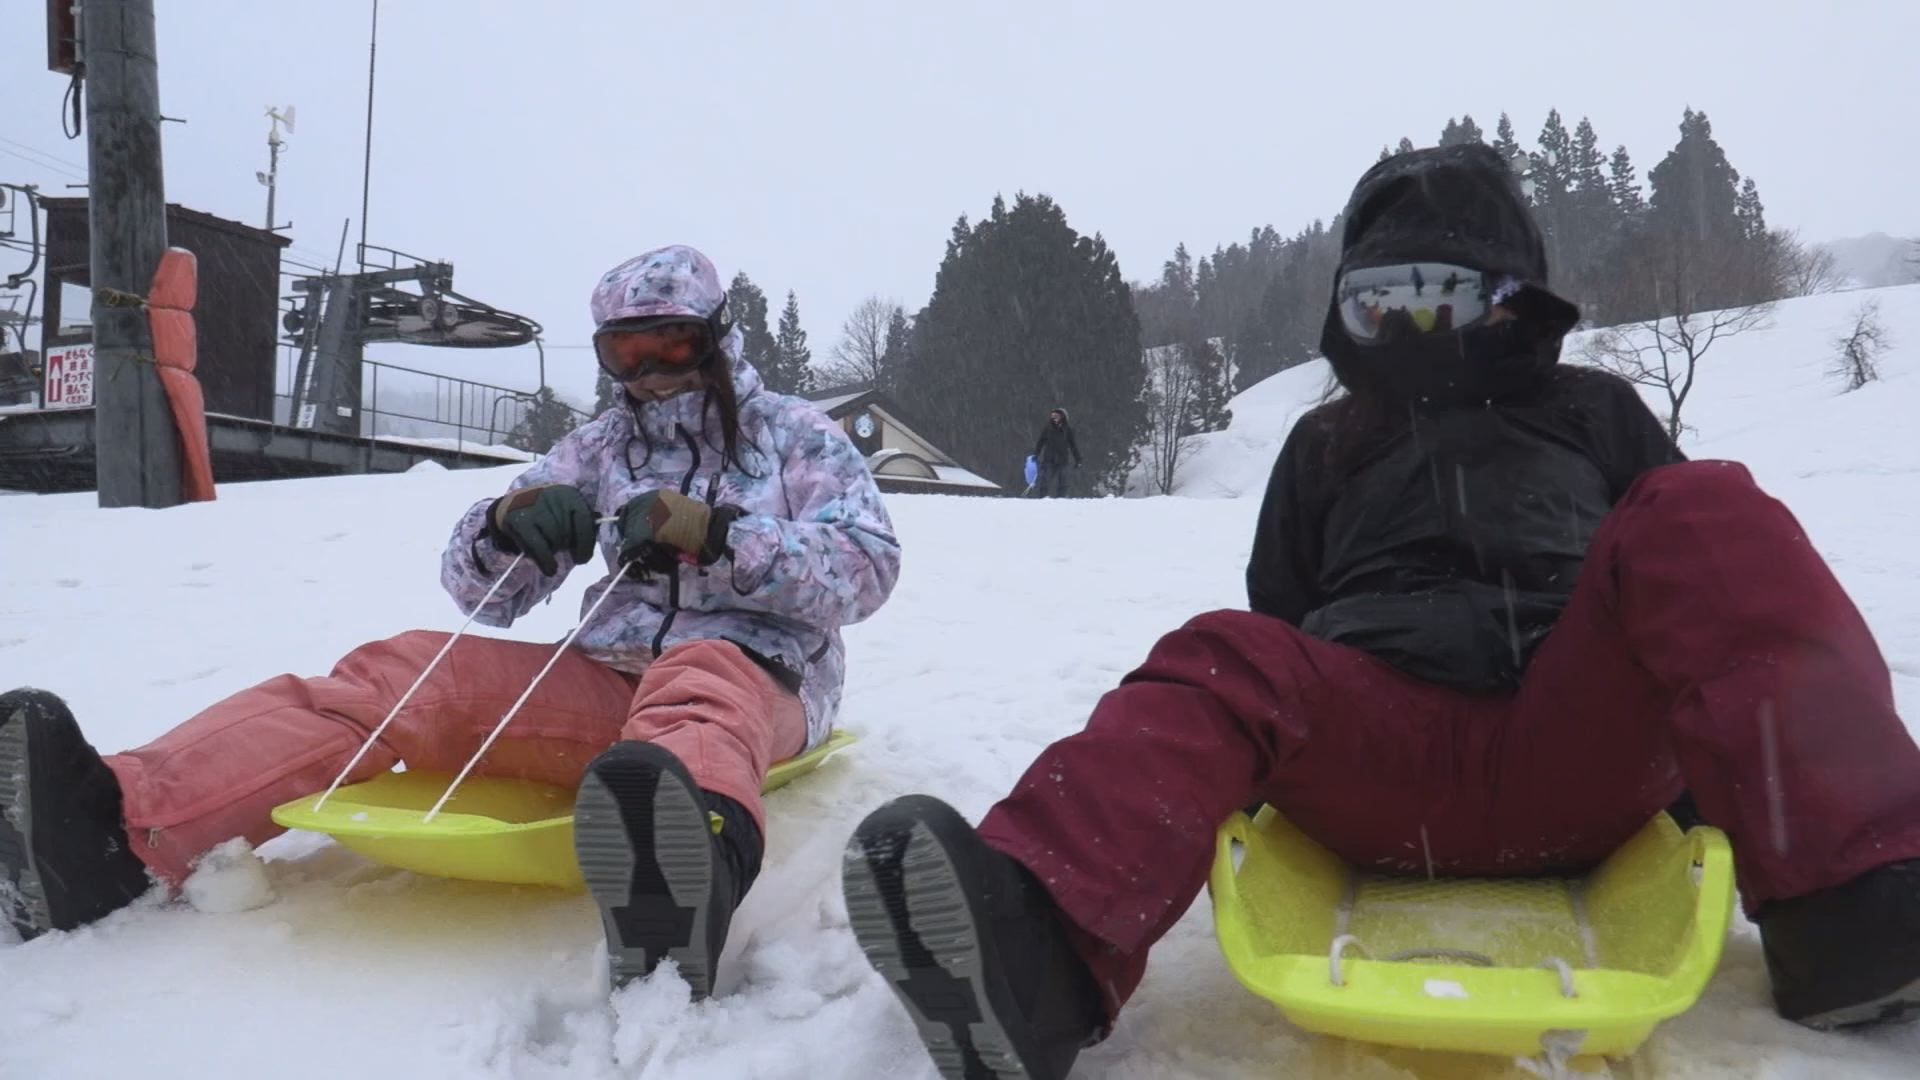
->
<box><xmin>619</xmin><ymin>347</ymin><xmax>763</xmax><ymax>479</ymax></box>
<box><xmin>1313</xmin><ymin>375</ymin><xmax>1407</xmax><ymax>476</ymax></box>
<box><xmin>701</xmin><ymin>350</ymin><xmax>755</xmax><ymax>475</ymax></box>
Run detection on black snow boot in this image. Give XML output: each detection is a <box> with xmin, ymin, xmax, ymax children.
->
<box><xmin>0</xmin><ymin>688</ymin><xmax>154</xmax><ymax>940</ymax></box>
<box><xmin>843</xmin><ymin>795</ymin><xmax>1106</xmax><ymax>1080</ymax></box>
<box><xmin>572</xmin><ymin>740</ymin><xmax>762</xmax><ymax>999</ymax></box>
<box><xmin>1757</xmin><ymin>858</ymin><xmax>1920</xmax><ymax>1030</ymax></box>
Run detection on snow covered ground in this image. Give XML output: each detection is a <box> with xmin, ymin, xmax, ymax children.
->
<box><xmin>4</xmin><ymin>285</ymin><xmax>1920</xmax><ymax>1078</ymax></box>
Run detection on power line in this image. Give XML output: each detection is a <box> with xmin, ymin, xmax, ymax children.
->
<box><xmin>0</xmin><ymin>140</ymin><xmax>87</xmax><ymax>182</ymax></box>
<box><xmin>0</xmin><ymin>135</ymin><xmax>86</xmax><ymax>174</ymax></box>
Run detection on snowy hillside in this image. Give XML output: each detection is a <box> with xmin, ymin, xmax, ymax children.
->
<box><xmin>4</xmin><ymin>285</ymin><xmax>1920</xmax><ymax>1078</ymax></box>
<box><xmin>1160</xmin><ymin>284</ymin><xmax>1920</xmax><ymax>505</ymax></box>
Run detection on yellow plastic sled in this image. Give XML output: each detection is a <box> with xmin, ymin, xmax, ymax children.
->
<box><xmin>1209</xmin><ymin>806</ymin><xmax>1734</xmax><ymax>1063</ymax></box>
<box><xmin>271</xmin><ymin>729</ymin><xmax>857</xmax><ymax>891</ymax></box>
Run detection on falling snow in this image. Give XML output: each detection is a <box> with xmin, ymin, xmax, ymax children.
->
<box><xmin>2</xmin><ymin>286</ymin><xmax>1919</xmax><ymax>1076</ymax></box>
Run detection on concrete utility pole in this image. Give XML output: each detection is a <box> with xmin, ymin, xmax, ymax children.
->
<box><xmin>84</xmin><ymin>0</ymin><xmax>183</xmax><ymax>508</ymax></box>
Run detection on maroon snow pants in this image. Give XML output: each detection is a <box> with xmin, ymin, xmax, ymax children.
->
<box><xmin>977</xmin><ymin>461</ymin><xmax>1920</xmax><ymax>1019</ymax></box>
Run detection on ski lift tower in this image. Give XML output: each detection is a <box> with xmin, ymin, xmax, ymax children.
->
<box><xmin>282</xmin><ymin>246</ymin><xmax>544</xmax><ymax>438</ymax></box>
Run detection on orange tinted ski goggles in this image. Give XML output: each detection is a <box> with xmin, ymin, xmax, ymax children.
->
<box><xmin>593</xmin><ymin>318</ymin><xmax>721</xmax><ymax>381</ymax></box>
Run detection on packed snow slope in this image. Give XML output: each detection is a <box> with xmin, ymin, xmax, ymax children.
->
<box><xmin>3</xmin><ymin>284</ymin><xmax>1920</xmax><ymax>1078</ymax></box>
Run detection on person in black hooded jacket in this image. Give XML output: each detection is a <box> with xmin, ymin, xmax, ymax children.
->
<box><xmin>840</xmin><ymin>145</ymin><xmax>1920</xmax><ymax>1079</ymax></box>
<box><xmin>1031</xmin><ymin>407</ymin><xmax>1082</xmax><ymax>498</ymax></box>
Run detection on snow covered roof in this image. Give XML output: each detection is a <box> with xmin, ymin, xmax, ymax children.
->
<box><xmin>803</xmin><ymin>391</ymin><xmax>866</xmax><ymax>415</ymax></box>
<box><xmin>866</xmin><ymin>448</ymin><xmax>1001</xmax><ymax>490</ymax></box>
<box><xmin>929</xmin><ymin>464</ymin><xmax>997</xmax><ymax>489</ymax></box>
<box><xmin>373</xmin><ymin>434</ymin><xmax>536</xmax><ymax>462</ymax></box>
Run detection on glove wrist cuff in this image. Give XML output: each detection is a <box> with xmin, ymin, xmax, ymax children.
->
<box><xmin>702</xmin><ymin>505</ymin><xmax>745</xmax><ymax>564</ymax></box>
<box><xmin>484</xmin><ymin>493</ymin><xmax>523</xmax><ymax>553</ymax></box>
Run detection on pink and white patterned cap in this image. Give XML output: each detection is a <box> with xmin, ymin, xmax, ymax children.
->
<box><xmin>590</xmin><ymin>244</ymin><xmax>729</xmax><ymax>328</ymax></box>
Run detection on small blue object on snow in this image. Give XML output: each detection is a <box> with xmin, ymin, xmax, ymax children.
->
<box><xmin>1024</xmin><ymin>455</ymin><xmax>1038</xmax><ymax>486</ymax></box>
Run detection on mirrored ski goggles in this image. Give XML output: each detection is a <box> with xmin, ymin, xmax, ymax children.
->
<box><xmin>1334</xmin><ymin>262</ymin><xmax>1522</xmax><ymax>346</ymax></box>
<box><xmin>594</xmin><ymin>318</ymin><xmax>718</xmax><ymax>381</ymax></box>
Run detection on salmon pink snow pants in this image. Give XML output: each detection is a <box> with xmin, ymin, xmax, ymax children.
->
<box><xmin>977</xmin><ymin>461</ymin><xmax>1920</xmax><ymax>1018</ymax></box>
<box><xmin>104</xmin><ymin>636</ymin><xmax>806</xmax><ymax>885</ymax></box>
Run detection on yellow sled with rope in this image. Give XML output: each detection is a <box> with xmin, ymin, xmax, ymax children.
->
<box><xmin>271</xmin><ymin>729</ymin><xmax>856</xmax><ymax>890</ymax></box>
<box><xmin>270</xmin><ymin>550</ymin><xmax>860</xmax><ymax>892</ymax></box>
<box><xmin>1209</xmin><ymin>806</ymin><xmax>1735</xmax><ymax>1071</ymax></box>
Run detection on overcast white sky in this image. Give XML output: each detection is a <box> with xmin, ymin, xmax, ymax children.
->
<box><xmin>3</xmin><ymin>1</ymin><xmax>1917</xmax><ymax>408</ymax></box>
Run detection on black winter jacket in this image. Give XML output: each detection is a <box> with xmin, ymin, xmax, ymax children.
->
<box><xmin>1034</xmin><ymin>420</ymin><xmax>1082</xmax><ymax>469</ymax></box>
<box><xmin>1246</xmin><ymin>366</ymin><xmax>1683</xmax><ymax>692</ymax></box>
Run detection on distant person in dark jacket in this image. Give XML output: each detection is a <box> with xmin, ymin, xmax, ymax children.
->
<box><xmin>1030</xmin><ymin>408</ymin><xmax>1081</xmax><ymax>497</ymax></box>
<box><xmin>842</xmin><ymin>144</ymin><xmax>1920</xmax><ymax>1077</ymax></box>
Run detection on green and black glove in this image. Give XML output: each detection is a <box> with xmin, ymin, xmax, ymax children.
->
<box><xmin>616</xmin><ymin>490</ymin><xmax>742</xmax><ymax>573</ymax></box>
<box><xmin>485</xmin><ymin>484</ymin><xmax>598</xmax><ymax>576</ymax></box>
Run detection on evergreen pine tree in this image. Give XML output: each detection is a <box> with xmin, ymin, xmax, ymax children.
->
<box><xmin>1162</xmin><ymin>242</ymin><xmax>1197</xmax><ymax>305</ymax></box>
<box><xmin>506</xmin><ymin>387</ymin><xmax>582</xmax><ymax>454</ymax></box>
<box><xmin>593</xmin><ymin>368</ymin><xmax>620</xmax><ymax>414</ymax></box>
<box><xmin>1735</xmin><ymin>176</ymin><xmax>1768</xmax><ymax>240</ymax></box>
<box><xmin>726</xmin><ymin>272</ymin><xmax>780</xmax><ymax>381</ymax></box>
<box><xmin>770</xmin><ymin>290</ymin><xmax>815</xmax><ymax>395</ymax></box>
<box><xmin>1530</xmin><ymin>110</ymin><xmax>1575</xmax><ymax>276</ymax></box>
<box><xmin>1571</xmin><ymin>119</ymin><xmax>1610</xmax><ymax>202</ymax></box>
<box><xmin>1183</xmin><ymin>336</ymin><xmax>1233</xmax><ymax>434</ymax></box>
<box><xmin>1634</xmin><ymin>108</ymin><xmax>1769</xmax><ymax>312</ymax></box>
<box><xmin>1556</xmin><ymin>117</ymin><xmax>1619</xmax><ymax>305</ymax></box>
<box><xmin>1493</xmin><ymin>112</ymin><xmax>1526</xmax><ymax>177</ymax></box>
<box><xmin>1532</xmin><ymin>110</ymin><xmax>1574</xmax><ymax>201</ymax></box>
<box><xmin>898</xmin><ymin>191</ymin><xmax>1147</xmax><ymax>494</ymax></box>
<box><xmin>1609</xmin><ymin>145</ymin><xmax>1645</xmax><ymax>214</ymax></box>
<box><xmin>880</xmin><ymin>307</ymin><xmax>913</xmax><ymax>384</ymax></box>
<box><xmin>1232</xmin><ymin>221</ymin><xmax>1339</xmax><ymax>393</ymax></box>
<box><xmin>1439</xmin><ymin>115</ymin><xmax>1485</xmax><ymax>147</ymax></box>
<box><xmin>1648</xmin><ymin>108</ymin><xmax>1746</xmax><ymax>250</ymax></box>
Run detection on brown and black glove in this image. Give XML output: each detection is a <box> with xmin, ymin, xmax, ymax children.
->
<box><xmin>615</xmin><ymin>489</ymin><xmax>742</xmax><ymax>573</ymax></box>
<box><xmin>485</xmin><ymin>484</ymin><xmax>598</xmax><ymax>576</ymax></box>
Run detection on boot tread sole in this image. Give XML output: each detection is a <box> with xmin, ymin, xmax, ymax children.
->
<box><xmin>573</xmin><ymin>748</ymin><xmax>716</xmax><ymax>998</ymax></box>
<box><xmin>845</xmin><ymin>805</ymin><xmax>1046</xmax><ymax>1080</ymax></box>
<box><xmin>0</xmin><ymin>706</ymin><xmax>53</xmax><ymax>939</ymax></box>
<box><xmin>1795</xmin><ymin>975</ymin><xmax>1920</xmax><ymax>1031</ymax></box>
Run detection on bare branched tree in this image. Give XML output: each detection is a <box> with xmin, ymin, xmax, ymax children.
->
<box><xmin>1577</xmin><ymin>241</ymin><xmax>1773</xmax><ymax>440</ymax></box>
<box><xmin>822</xmin><ymin>296</ymin><xmax>900</xmax><ymax>390</ymax></box>
<box><xmin>1774</xmin><ymin>229</ymin><xmax>1846</xmax><ymax>296</ymax></box>
<box><xmin>1831</xmin><ymin>299</ymin><xmax>1889</xmax><ymax>393</ymax></box>
<box><xmin>1140</xmin><ymin>344</ymin><xmax>1202</xmax><ymax>495</ymax></box>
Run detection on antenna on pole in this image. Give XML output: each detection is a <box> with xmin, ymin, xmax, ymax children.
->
<box><xmin>259</xmin><ymin>104</ymin><xmax>295</xmax><ymax>232</ymax></box>
<box><xmin>358</xmin><ymin>0</ymin><xmax>378</xmax><ymax>269</ymax></box>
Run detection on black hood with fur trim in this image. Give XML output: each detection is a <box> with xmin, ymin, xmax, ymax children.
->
<box><xmin>1319</xmin><ymin>144</ymin><xmax>1581</xmax><ymax>405</ymax></box>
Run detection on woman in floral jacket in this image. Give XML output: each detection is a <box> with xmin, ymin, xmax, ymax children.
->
<box><xmin>0</xmin><ymin>244</ymin><xmax>900</xmax><ymax>1001</ymax></box>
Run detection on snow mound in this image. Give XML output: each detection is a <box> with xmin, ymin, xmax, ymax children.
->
<box><xmin>183</xmin><ymin>838</ymin><xmax>277</xmax><ymax>914</ymax></box>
